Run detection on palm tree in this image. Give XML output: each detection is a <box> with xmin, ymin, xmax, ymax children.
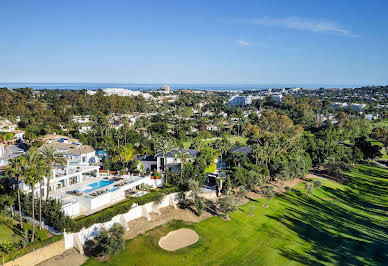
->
<box><xmin>40</xmin><ymin>146</ymin><xmax>67</xmax><ymax>201</ymax></box>
<box><xmin>156</xmin><ymin>139</ymin><xmax>174</xmax><ymax>185</ymax></box>
<box><xmin>252</xmin><ymin>144</ymin><xmax>261</xmax><ymax>165</ymax></box>
<box><xmin>22</xmin><ymin>148</ymin><xmax>42</xmax><ymax>242</ymax></box>
<box><xmin>214</xmin><ymin>138</ymin><xmax>230</xmax><ymax>171</ymax></box>
<box><xmin>37</xmin><ymin>158</ymin><xmax>50</xmax><ymax>230</ymax></box>
<box><xmin>174</xmin><ymin>149</ymin><xmax>192</xmax><ymax>182</ymax></box>
<box><xmin>5</xmin><ymin>157</ymin><xmax>26</xmax><ymax>229</ymax></box>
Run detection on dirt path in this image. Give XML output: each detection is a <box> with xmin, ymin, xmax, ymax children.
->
<box><xmin>125</xmin><ymin>206</ymin><xmax>212</xmax><ymax>239</ymax></box>
<box><xmin>36</xmin><ymin>249</ymin><xmax>87</xmax><ymax>266</ymax></box>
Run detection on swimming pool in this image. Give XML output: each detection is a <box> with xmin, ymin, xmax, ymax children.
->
<box><xmin>108</xmin><ymin>187</ymin><xmax>119</xmax><ymax>192</ymax></box>
<box><xmin>83</xmin><ymin>180</ymin><xmax>115</xmax><ymax>193</ymax></box>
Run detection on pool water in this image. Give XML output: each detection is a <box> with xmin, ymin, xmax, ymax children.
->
<box><xmin>83</xmin><ymin>180</ymin><xmax>114</xmax><ymax>193</ymax></box>
<box><xmin>108</xmin><ymin>187</ymin><xmax>119</xmax><ymax>192</ymax></box>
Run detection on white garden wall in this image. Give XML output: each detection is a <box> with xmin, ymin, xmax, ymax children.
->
<box><xmin>64</xmin><ymin>192</ymin><xmax>180</xmax><ymax>253</ymax></box>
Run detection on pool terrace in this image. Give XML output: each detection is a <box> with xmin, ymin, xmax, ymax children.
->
<box><xmin>50</xmin><ymin>174</ymin><xmax>162</xmax><ymax>217</ymax></box>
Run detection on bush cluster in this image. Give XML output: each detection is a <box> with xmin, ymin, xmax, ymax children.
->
<box><xmin>20</xmin><ymin>194</ymin><xmax>73</xmax><ymax>232</ymax></box>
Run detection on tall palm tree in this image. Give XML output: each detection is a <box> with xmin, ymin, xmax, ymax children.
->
<box><xmin>175</xmin><ymin>149</ymin><xmax>192</xmax><ymax>182</ymax></box>
<box><xmin>37</xmin><ymin>158</ymin><xmax>50</xmax><ymax>230</ymax></box>
<box><xmin>156</xmin><ymin>139</ymin><xmax>174</xmax><ymax>185</ymax></box>
<box><xmin>6</xmin><ymin>156</ymin><xmax>26</xmax><ymax>229</ymax></box>
<box><xmin>41</xmin><ymin>146</ymin><xmax>67</xmax><ymax>201</ymax></box>
<box><xmin>22</xmin><ymin>148</ymin><xmax>42</xmax><ymax>242</ymax></box>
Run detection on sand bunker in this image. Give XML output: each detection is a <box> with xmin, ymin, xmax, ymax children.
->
<box><xmin>158</xmin><ymin>228</ymin><xmax>199</xmax><ymax>251</ymax></box>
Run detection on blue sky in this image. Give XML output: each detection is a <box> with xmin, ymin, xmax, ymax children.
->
<box><xmin>1</xmin><ymin>0</ymin><xmax>388</xmax><ymax>85</ymax></box>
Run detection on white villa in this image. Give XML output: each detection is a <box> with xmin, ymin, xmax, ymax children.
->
<box><xmin>137</xmin><ymin>148</ymin><xmax>199</xmax><ymax>172</ymax></box>
<box><xmin>18</xmin><ymin>134</ymin><xmax>164</xmax><ymax>217</ymax></box>
<box><xmin>0</xmin><ymin>118</ymin><xmax>25</xmax><ymax>142</ymax></box>
<box><xmin>19</xmin><ymin>135</ymin><xmax>100</xmax><ymax>199</ymax></box>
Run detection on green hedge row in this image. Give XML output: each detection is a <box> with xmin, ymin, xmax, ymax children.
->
<box><xmin>67</xmin><ymin>187</ymin><xmax>177</xmax><ymax>232</ymax></box>
<box><xmin>5</xmin><ymin>235</ymin><xmax>63</xmax><ymax>263</ymax></box>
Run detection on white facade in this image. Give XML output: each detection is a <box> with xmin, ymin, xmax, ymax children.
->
<box><xmin>72</xmin><ymin>116</ymin><xmax>91</xmax><ymax>124</ymax></box>
<box><xmin>139</xmin><ymin>160</ymin><xmax>157</xmax><ymax>172</ymax></box>
<box><xmin>138</xmin><ymin>149</ymin><xmax>199</xmax><ymax>173</ymax></box>
<box><xmin>19</xmin><ymin>135</ymin><xmax>100</xmax><ymax>198</ymax></box>
<box><xmin>0</xmin><ymin>119</ymin><xmax>17</xmax><ymax>132</ymax></box>
<box><xmin>14</xmin><ymin>131</ymin><xmax>24</xmax><ymax>141</ymax></box>
<box><xmin>87</xmin><ymin>88</ymin><xmax>154</xmax><ymax>99</ymax></box>
<box><xmin>0</xmin><ymin>144</ymin><xmax>4</xmax><ymax>157</ymax></box>
<box><xmin>228</xmin><ymin>95</ymin><xmax>252</xmax><ymax>106</ymax></box>
<box><xmin>19</xmin><ymin>165</ymin><xmax>100</xmax><ymax>199</ymax></box>
<box><xmin>66</xmin><ymin>151</ymin><xmax>97</xmax><ymax>165</ymax></box>
<box><xmin>79</xmin><ymin>126</ymin><xmax>91</xmax><ymax>133</ymax></box>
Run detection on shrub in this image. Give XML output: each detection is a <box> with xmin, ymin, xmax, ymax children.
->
<box><xmin>19</xmin><ymin>194</ymin><xmax>73</xmax><ymax>232</ymax></box>
<box><xmin>313</xmin><ymin>180</ymin><xmax>323</xmax><ymax>188</ymax></box>
<box><xmin>305</xmin><ymin>182</ymin><xmax>314</xmax><ymax>197</ymax></box>
<box><xmin>217</xmin><ymin>194</ymin><xmax>236</xmax><ymax>219</ymax></box>
<box><xmin>193</xmin><ymin>196</ymin><xmax>205</xmax><ymax>216</ymax></box>
<box><xmin>86</xmin><ymin>223</ymin><xmax>125</xmax><ymax>257</ymax></box>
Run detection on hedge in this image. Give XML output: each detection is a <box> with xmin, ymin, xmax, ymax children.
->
<box><xmin>67</xmin><ymin>187</ymin><xmax>177</xmax><ymax>232</ymax></box>
<box><xmin>5</xmin><ymin>235</ymin><xmax>63</xmax><ymax>263</ymax></box>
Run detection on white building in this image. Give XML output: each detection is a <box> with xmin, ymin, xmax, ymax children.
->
<box><xmin>19</xmin><ymin>135</ymin><xmax>100</xmax><ymax>199</ymax></box>
<box><xmin>86</xmin><ymin>88</ymin><xmax>154</xmax><ymax>99</ymax></box>
<box><xmin>16</xmin><ymin>134</ymin><xmax>166</xmax><ymax>217</ymax></box>
<box><xmin>137</xmin><ymin>149</ymin><xmax>199</xmax><ymax>172</ymax></box>
<box><xmin>0</xmin><ymin>119</ymin><xmax>17</xmax><ymax>132</ymax></box>
<box><xmin>351</xmin><ymin>103</ymin><xmax>367</xmax><ymax>112</ymax></box>
<box><xmin>365</xmin><ymin>114</ymin><xmax>379</xmax><ymax>120</ymax></box>
<box><xmin>13</xmin><ymin>130</ymin><xmax>25</xmax><ymax>141</ymax></box>
<box><xmin>0</xmin><ymin>143</ymin><xmax>5</xmax><ymax>157</ymax></box>
<box><xmin>72</xmin><ymin>115</ymin><xmax>91</xmax><ymax>124</ymax></box>
<box><xmin>228</xmin><ymin>95</ymin><xmax>252</xmax><ymax>106</ymax></box>
<box><xmin>332</xmin><ymin>102</ymin><xmax>348</xmax><ymax>109</ymax></box>
<box><xmin>206</xmin><ymin>125</ymin><xmax>219</xmax><ymax>131</ymax></box>
<box><xmin>57</xmin><ymin>173</ymin><xmax>163</xmax><ymax>217</ymax></box>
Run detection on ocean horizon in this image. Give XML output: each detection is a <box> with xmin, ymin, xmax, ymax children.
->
<box><xmin>0</xmin><ymin>82</ymin><xmax>379</xmax><ymax>91</ymax></box>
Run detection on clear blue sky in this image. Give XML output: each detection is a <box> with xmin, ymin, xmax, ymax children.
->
<box><xmin>1</xmin><ymin>0</ymin><xmax>388</xmax><ymax>85</ymax></box>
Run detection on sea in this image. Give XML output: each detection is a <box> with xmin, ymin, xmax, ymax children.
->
<box><xmin>0</xmin><ymin>82</ymin><xmax>371</xmax><ymax>91</ymax></box>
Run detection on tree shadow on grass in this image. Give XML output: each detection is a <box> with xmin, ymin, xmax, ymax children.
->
<box><xmin>266</xmin><ymin>167</ymin><xmax>388</xmax><ymax>265</ymax></box>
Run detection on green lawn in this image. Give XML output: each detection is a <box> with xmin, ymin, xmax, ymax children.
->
<box><xmin>83</xmin><ymin>165</ymin><xmax>388</xmax><ymax>265</ymax></box>
<box><xmin>0</xmin><ymin>220</ymin><xmax>51</xmax><ymax>244</ymax></box>
<box><xmin>0</xmin><ymin>222</ymin><xmax>16</xmax><ymax>242</ymax></box>
<box><xmin>373</xmin><ymin>120</ymin><xmax>388</xmax><ymax>128</ymax></box>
